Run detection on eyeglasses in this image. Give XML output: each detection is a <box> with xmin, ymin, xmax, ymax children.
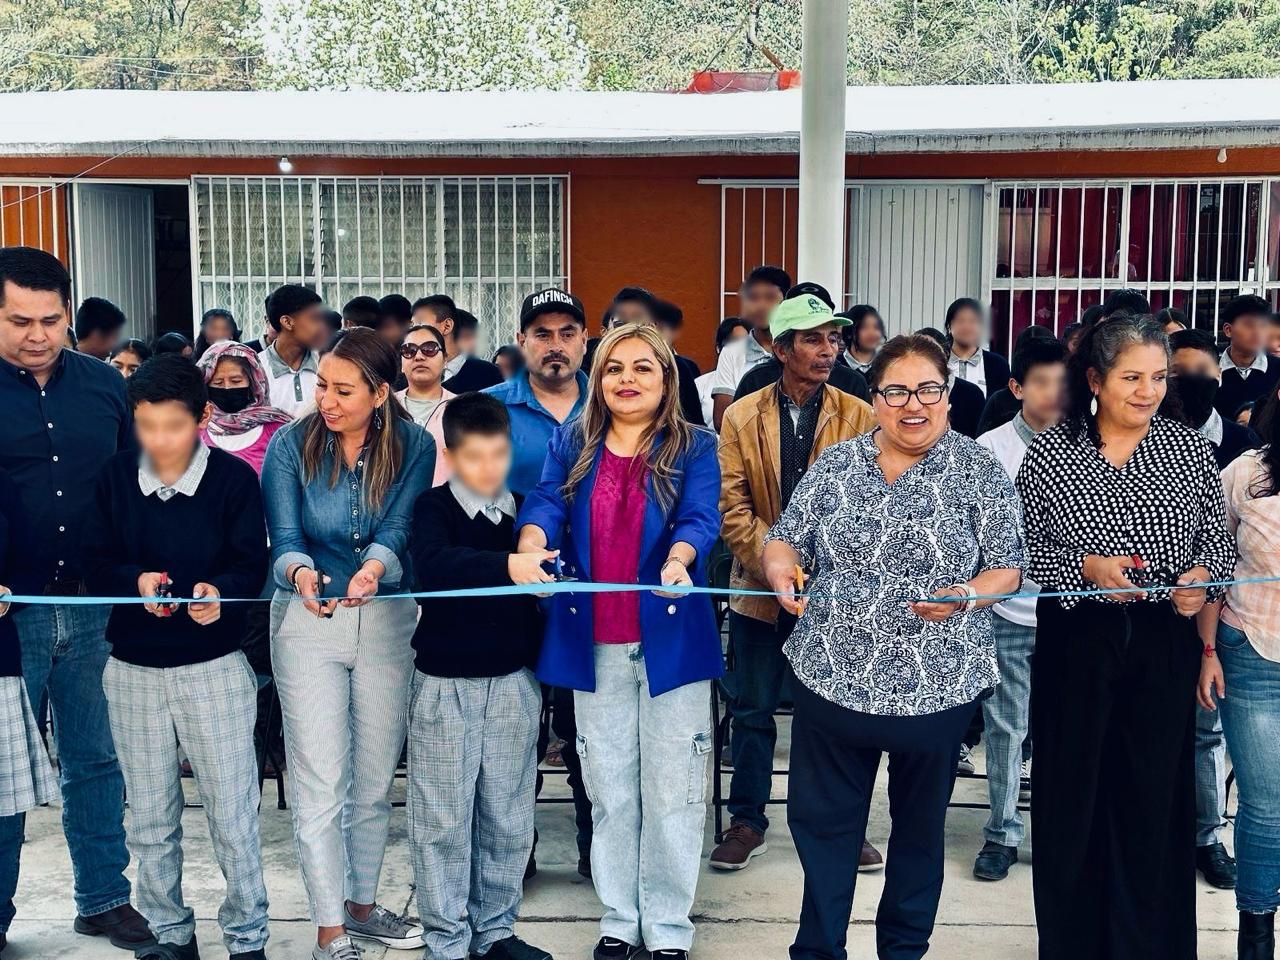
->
<box><xmin>400</xmin><ymin>341</ymin><xmax>443</xmax><ymax>360</ymax></box>
<box><xmin>874</xmin><ymin>384</ymin><xmax>948</xmax><ymax>407</ymax></box>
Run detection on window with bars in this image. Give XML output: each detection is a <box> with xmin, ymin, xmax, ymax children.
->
<box><xmin>989</xmin><ymin>179</ymin><xmax>1270</xmax><ymax>352</ymax></box>
<box><xmin>192</xmin><ymin>175</ymin><xmax>567</xmax><ymax>357</ymax></box>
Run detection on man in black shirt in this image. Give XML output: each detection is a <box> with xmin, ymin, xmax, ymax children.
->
<box><xmin>406</xmin><ymin>394</ymin><xmax>554</xmax><ymax>960</ymax></box>
<box><xmin>413</xmin><ymin>295</ymin><xmax>504</xmax><ymax>393</ymax></box>
<box><xmin>0</xmin><ymin>247</ymin><xmax>152</xmax><ymax>950</ymax></box>
<box><xmin>74</xmin><ymin>296</ymin><xmax>127</xmax><ymax>360</ymax></box>
<box><xmin>82</xmin><ymin>355</ymin><xmax>270</xmax><ymax>960</ymax></box>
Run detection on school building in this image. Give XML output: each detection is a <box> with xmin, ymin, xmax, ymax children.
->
<box><xmin>1</xmin><ymin>77</ymin><xmax>1279</xmax><ymax>368</ymax></box>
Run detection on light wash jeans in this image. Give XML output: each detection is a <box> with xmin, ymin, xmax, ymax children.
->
<box><xmin>1194</xmin><ymin>703</ymin><xmax>1229</xmax><ymax>847</ymax></box>
<box><xmin>271</xmin><ymin>594</ymin><xmax>416</xmax><ymax>927</ymax></box>
<box><xmin>14</xmin><ymin>603</ymin><xmax>131</xmax><ymax>916</ymax></box>
<box><xmin>982</xmin><ymin>615</ymin><xmax>1034</xmax><ymax>848</ymax></box>
<box><xmin>1216</xmin><ymin>622</ymin><xmax>1280</xmax><ymax>915</ymax></box>
<box><xmin>574</xmin><ymin>643</ymin><xmax>711</xmax><ymax>953</ymax></box>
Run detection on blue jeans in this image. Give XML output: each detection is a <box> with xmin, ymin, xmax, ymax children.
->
<box><xmin>0</xmin><ymin>814</ymin><xmax>23</xmax><ymax>933</ymax></box>
<box><xmin>1194</xmin><ymin>702</ymin><xmax>1228</xmax><ymax>847</ymax></box>
<box><xmin>723</xmin><ymin>611</ymin><xmax>790</xmax><ymax>835</ymax></box>
<box><xmin>574</xmin><ymin>643</ymin><xmax>711</xmax><ymax>953</ymax></box>
<box><xmin>1217</xmin><ymin>621</ymin><xmax>1280</xmax><ymax>915</ymax></box>
<box><xmin>982</xmin><ymin>615</ymin><xmax>1034</xmax><ymax>848</ymax></box>
<box><xmin>14</xmin><ymin>604</ymin><xmax>130</xmax><ymax>916</ymax></box>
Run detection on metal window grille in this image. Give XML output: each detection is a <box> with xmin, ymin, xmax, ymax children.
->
<box><xmin>990</xmin><ymin>178</ymin><xmax>1270</xmax><ymax>352</ymax></box>
<box><xmin>0</xmin><ymin>181</ymin><xmax>63</xmax><ymax>258</ymax></box>
<box><xmin>192</xmin><ymin>175</ymin><xmax>567</xmax><ymax>356</ymax></box>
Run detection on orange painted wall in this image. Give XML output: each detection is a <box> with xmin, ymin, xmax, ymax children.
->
<box><xmin>2</xmin><ymin>145</ymin><xmax>1278</xmax><ymax>370</ymax></box>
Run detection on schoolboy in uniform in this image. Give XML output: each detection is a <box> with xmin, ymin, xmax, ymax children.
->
<box><xmin>82</xmin><ymin>354</ymin><xmax>271</xmax><ymax>960</ymax></box>
<box><xmin>406</xmin><ymin>392</ymin><xmax>556</xmax><ymax>960</ymax></box>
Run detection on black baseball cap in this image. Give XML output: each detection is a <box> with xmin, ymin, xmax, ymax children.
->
<box><xmin>520</xmin><ymin>288</ymin><xmax>586</xmax><ymax>330</ymax></box>
<box><xmin>785</xmin><ymin>281</ymin><xmax>835</xmax><ymax>310</ymax></box>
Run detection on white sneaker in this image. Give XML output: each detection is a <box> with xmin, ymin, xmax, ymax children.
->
<box><xmin>314</xmin><ymin>935</ymin><xmax>362</xmax><ymax>960</ymax></box>
<box><xmin>344</xmin><ymin>904</ymin><xmax>426</xmax><ymax>950</ymax></box>
<box><xmin>957</xmin><ymin>742</ymin><xmax>976</xmax><ymax>775</ymax></box>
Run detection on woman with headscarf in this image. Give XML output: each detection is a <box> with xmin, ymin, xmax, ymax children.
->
<box><xmin>197</xmin><ymin>341</ymin><xmax>293</xmax><ymax>477</ymax></box>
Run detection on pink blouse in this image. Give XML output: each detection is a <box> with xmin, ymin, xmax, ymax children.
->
<box><xmin>590</xmin><ymin>447</ymin><xmax>647</xmax><ymax>645</ymax></box>
<box><xmin>200</xmin><ymin>420</ymin><xmax>285</xmax><ymax>478</ymax></box>
<box><xmin>1221</xmin><ymin>450</ymin><xmax>1280</xmax><ymax>661</ymax></box>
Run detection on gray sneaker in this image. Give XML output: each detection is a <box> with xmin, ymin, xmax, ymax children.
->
<box><xmin>312</xmin><ymin>935</ymin><xmax>362</xmax><ymax>960</ymax></box>
<box><xmin>343</xmin><ymin>904</ymin><xmax>426</xmax><ymax>950</ymax></box>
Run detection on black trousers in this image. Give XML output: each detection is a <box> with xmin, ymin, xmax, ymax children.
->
<box><xmin>1031</xmin><ymin>598</ymin><xmax>1199</xmax><ymax>960</ymax></box>
<box><xmin>788</xmin><ymin>677</ymin><xmax>974</xmax><ymax>960</ymax></box>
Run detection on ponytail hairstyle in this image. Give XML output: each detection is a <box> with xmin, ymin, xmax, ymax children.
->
<box><xmin>561</xmin><ymin>322</ymin><xmax>693</xmax><ymax>513</ymax></box>
<box><xmin>299</xmin><ymin>326</ymin><xmax>409</xmax><ymax>511</ymax></box>
<box><xmin>1065</xmin><ymin>313</ymin><xmax>1173</xmax><ymax>447</ymax></box>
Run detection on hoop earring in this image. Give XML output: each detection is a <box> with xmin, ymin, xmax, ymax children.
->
<box><xmin>373</xmin><ymin>410</ymin><xmax>384</xmax><ymax>430</ymax></box>
<box><xmin>1089</xmin><ymin>394</ymin><xmax>1099</xmax><ymax>417</ymax></box>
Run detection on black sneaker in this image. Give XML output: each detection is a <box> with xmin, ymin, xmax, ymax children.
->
<box><xmin>650</xmin><ymin>951</ymin><xmax>689</xmax><ymax>960</ymax></box>
<box><xmin>136</xmin><ymin>940</ymin><xmax>201</xmax><ymax>960</ymax></box>
<box><xmin>972</xmin><ymin>841</ymin><xmax>1018</xmax><ymax>881</ymax></box>
<box><xmin>592</xmin><ymin>938</ymin><xmax>642</xmax><ymax>960</ymax></box>
<box><xmin>1197</xmin><ymin>842</ymin><xmax>1238</xmax><ymax>889</ymax></box>
<box><xmin>474</xmin><ymin>935</ymin><xmax>552</xmax><ymax>960</ymax></box>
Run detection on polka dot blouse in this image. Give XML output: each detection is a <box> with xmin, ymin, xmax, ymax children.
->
<box><xmin>1016</xmin><ymin>415</ymin><xmax>1236</xmax><ymax>609</ymax></box>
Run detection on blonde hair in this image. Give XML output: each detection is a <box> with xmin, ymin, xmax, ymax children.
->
<box><xmin>562</xmin><ymin>323</ymin><xmax>694</xmax><ymax>512</ymax></box>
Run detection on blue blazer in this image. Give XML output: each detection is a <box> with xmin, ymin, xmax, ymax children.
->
<box><xmin>517</xmin><ymin>422</ymin><xmax>724</xmax><ymax>697</ymax></box>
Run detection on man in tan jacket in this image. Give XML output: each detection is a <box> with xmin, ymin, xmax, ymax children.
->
<box><xmin>712</xmin><ymin>293</ymin><xmax>879</xmax><ymax>871</ymax></box>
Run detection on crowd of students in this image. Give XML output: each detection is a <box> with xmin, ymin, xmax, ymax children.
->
<box><xmin>0</xmin><ymin>242</ymin><xmax>1278</xmax><ymax>960</ymax></box>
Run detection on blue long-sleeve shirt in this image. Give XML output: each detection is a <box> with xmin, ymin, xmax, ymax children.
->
<box><xmin>262</xmin><ymin>415</ymin><xmax>435</xmax><ymax>597</ymax></box>
<box><xmin>0</xmin><ymin>349</ymin><xmax>133</xmax><ymax>586</ymax></box>
<box><xmin>483</xmin><ymin>369</ymin><xmax>588</xmax><ymax>496</ymax></box>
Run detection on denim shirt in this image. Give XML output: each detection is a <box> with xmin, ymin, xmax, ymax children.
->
<box><xmin>262</xmin><ymin>415</ymin><xmax>435</xmax><ymax>597</ymax></box>
<box><xmin>483</xmin><ymin>369</ymin><xmax>588</xmax><ymax>496</ymax></box>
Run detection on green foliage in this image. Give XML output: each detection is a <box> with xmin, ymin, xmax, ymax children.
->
<box><xmin>0</xmin><ymin>0</ymin><xmax>261</xmax><ymax>90</ymax></box>
<box><xmin>0</xmin><ymin>0</ymin><xmax>1278</xmax><ymax>91</ymax></box>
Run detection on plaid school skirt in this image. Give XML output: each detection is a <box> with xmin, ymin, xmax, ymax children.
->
<box><xmin>0</xmin><ymin>676</ymin><xmax>56</xmax><ymax>817</ymax></box>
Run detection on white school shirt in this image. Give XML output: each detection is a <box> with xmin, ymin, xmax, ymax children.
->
<box><xmin>259</xmin><ymin>344</ymin><xmax>319</xmax><ymax>417</ymax></box>
<box><xmin>977</xmin><ymin>416</ymin><xmax>1040</xmax><ymax>627</ymax></box>
<box><xmin>709</xmin><ymin>329</ymin><xmax>773</xmax><ymax>398</ymax></box>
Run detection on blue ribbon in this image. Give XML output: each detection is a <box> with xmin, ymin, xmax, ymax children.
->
<box><xmin>1</xmin><ymin>574</ymin><xmax>1278</xmax><ymax>607</ymax></box>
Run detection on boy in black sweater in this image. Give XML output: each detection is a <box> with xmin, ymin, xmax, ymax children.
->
<box><xmin>1215</xmin><ymin>294</ymin><xmax>1280</xmax><ymax>425</ymax></box>
<box><xmin>81</xmin><ymin>355</ymin><xmax>271</xmax><ymax>960</ymax></box>
<box><xmin>406</xmin><ymin>393</ymin><xmax>555</xmax><ymax>960</ymax></box>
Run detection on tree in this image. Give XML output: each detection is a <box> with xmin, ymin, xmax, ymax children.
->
<box><xmin>0</xmin><ymin>0</ymin><xmax>261</xmax><ymax>90</ymax></box>
<box><xmin>256</xmin><ymin>0</ymin><xmax>589</xmax><ymax>90</ymax></box>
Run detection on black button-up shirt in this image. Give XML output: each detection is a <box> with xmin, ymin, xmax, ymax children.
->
<box><xmin>778</xmin><ymin>385</ymin><xmax>822</xmax><ymax>508</ymax></box>
<box><xmin>0</xmin><ymin>349</ymin><xmax>133</xmax><ymax>586</ymax></box>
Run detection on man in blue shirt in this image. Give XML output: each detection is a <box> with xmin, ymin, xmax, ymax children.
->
<box><xmin>484</xmin><ymin>287</ymin><xmax>592</xmax><ymax>878</ymax></box>
<box><xmin>484</xmin><ymin>289</ymin><xmax>589</xmax><ymax>496</ymax></box>
<box><xmin>0</xmin><ymin>247</ymin><xmax>153</xmax><ymax>952</ymax></box>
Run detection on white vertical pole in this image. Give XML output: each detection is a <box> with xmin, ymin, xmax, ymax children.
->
<box><xmin>798</xmin><ymin>0</ymin><xmax>847</xmax><ymax>302</ymax></box>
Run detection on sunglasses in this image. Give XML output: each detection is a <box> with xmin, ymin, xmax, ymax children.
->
<box><xmin>400</xmin><ymin>341</ymin><xmax>443</xmax><ymax>360</ymax></box>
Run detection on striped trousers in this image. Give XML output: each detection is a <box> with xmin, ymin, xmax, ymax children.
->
<box><xmin>271</xmin><ymin>594</ymin><xmax>417</xmax><ymax>927</ymax></box>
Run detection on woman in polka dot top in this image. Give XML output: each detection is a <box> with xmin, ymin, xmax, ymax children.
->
<box><xmin>1017</xmin><ymin>314</ymin><xmax>1236</xmax><ymax>960</ymax></box>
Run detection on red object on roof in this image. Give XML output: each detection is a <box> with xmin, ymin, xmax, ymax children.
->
<box><xmin>684</xmin><ymin>70</ymin><xmax>801</xmax><ymax>93</ymax></box>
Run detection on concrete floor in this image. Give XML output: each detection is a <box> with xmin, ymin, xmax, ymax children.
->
<box><xmin>8</xmin><ymin>727</ymin><xmax>1240</xmax><ymax>960</ymax></box>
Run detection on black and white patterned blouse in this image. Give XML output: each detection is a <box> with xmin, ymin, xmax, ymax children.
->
<box><xmin>766</xmin><ymin>429</ymin><xmax>1026</xmax><ymax>717</ymax></box>
<box><xmin>1016</xmin><ymin>415</ymin><xmax>1236</xmax><ymax>609</ymax></box>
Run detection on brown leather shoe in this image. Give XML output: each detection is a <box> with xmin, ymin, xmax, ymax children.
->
<box><xmin>709</xmin><ymin>821</ymin><xmax>768</xmax><ymax>870</ymax></box>
<box><xmin>73</xmin><ymin>904</ymin><xmax>156</xmax><ymax>950</ymax></box>
<box><xmin>858</xmin><ymin>839</ymin><xmax>884</xmax><ymax>873</ymax></box>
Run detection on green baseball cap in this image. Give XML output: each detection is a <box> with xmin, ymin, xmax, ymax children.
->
<box><xmin>769</xmin><ymin>294</ymin><xmax>851</xmax><ymax>339</ymax></box>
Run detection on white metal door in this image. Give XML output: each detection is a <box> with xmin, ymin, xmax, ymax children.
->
<box><xmin>849</xmin><ymin>183</ymin><xmax>985</xmax><ymax>335</ymax></box>
<box><xmin>72</xmin><ymin>184</ymin><xmax>155</xmax><ymax>339</ymax></box>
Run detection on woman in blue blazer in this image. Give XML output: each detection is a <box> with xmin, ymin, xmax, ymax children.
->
<box><xmin>517</xmin><ymin>323</ymin><xmax>722</xmax><ymax>960</ymax></box>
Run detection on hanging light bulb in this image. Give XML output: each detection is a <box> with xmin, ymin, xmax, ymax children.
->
<box><xmin>1217</xmin><ymin>148</ymin><xmax>1228</xmax><ymax>164</ymax></box>
<box><xmin>278</xmin><ymin>156</ymin><xmax>294</xmax><ymax>173</ymax></box>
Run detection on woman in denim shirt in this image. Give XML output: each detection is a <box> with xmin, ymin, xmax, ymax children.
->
<box><xmin>517</xmin><ymin>324</ymin><xmax>722</xmax><ymax>960</ymax></box>
<box><xmin>262</xmin><ymin>327</ymin><xmax>434</xmax><ymax>960</ymax></box>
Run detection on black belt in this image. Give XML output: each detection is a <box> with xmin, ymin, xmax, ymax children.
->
<box><xmin>42</xmin><ymin>579</ymin><xmax>85</xmax><ymax>597</ymax></box>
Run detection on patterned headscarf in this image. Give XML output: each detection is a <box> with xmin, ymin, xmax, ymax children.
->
<box><xmin>197</xmin><ymin>340</ymin><xmax>294</xmax><ymax>436</ymax></box>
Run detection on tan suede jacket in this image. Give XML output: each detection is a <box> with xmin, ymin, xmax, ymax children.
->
<box><xmin>718</xmin><ymin>382</ymin><xmax>877</xmax><ymax>625</ymax></box>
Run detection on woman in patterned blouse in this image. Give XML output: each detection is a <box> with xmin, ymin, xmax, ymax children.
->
<box><xmin>1017</xmin><ymin>315</ymin><xmax>1236</xmax><ymax>960</ymax></box>
<box><xmin>762</xmin><ymin>333</ymin><xmax>1025</xmax><ymax>960</ymax></box>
